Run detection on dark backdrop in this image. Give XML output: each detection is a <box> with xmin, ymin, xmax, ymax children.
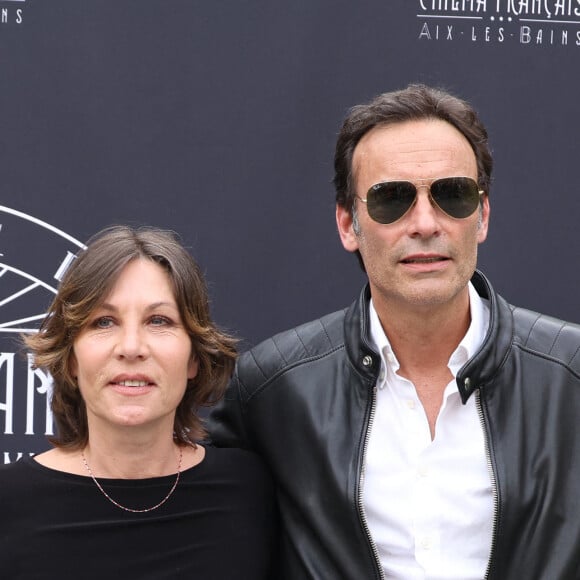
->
<box><xmin>1</xmin><ymin>0</ymin><xmax>579</xmax><ymax>460</ymax></box>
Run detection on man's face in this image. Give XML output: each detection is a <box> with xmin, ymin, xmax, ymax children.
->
<box><xmin>336</xmin><ymin>118</ymin><xmax>490</xmax><ymax>316</ymax></box>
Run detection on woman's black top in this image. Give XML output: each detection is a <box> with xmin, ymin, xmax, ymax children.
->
<box><xmin>0</xmin><ymin>446</ymin><xmax>277</xmax><ymax>579</ymax></box>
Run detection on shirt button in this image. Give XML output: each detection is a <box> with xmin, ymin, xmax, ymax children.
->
<box><xmin>420</xmin><ymin>537</ymin><xmax>432</xmax><ymax>550</ymax></box>
<box><xmin>418</xmin><ymin>466</ymin><xmax>429</xmax><ymax>478</ymax></box>
<box><xmin>406</xmin><ymin>399</ymin><xmax>416</xmax><ymax>410</ymax></box>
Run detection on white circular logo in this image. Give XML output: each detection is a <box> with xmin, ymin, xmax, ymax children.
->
<box><xmin>0</xmin><ymin>205</ymin><xmax>84</xmax><ymax>462</ymax></box>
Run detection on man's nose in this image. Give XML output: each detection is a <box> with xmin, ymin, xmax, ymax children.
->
<box><xmin>405</xmin><ymin>187</ymin><xmax>441</xmax><ymax>237</ymax></box>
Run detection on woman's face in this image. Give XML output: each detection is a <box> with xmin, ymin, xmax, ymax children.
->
<box><xmin>70</xmin><ymin>258</ymin><xmax>198</xmax><ymax>437</ymax></box>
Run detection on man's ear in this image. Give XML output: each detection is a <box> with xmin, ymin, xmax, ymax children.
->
<box><xmin>477</xmin><ymin>194</ymin><xmax>490</xmax><ymax>244</ymax></box>
<box><xmin>336</xmin><ymin>204</ymin><xmax>360</xmax><ymax>253</ymax></box>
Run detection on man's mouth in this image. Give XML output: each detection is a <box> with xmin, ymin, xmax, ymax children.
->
<box><xmin>401</xmin><ymin>256</ymin><xmax>448</xmax><ymax>264</ymax></box>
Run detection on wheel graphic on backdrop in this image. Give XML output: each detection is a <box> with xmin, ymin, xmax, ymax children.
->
<box><xmin>0</xmin><ymin>205</ymin><xmax>85</xmax><ymax>461</ymax></box>
<box><xmin>0</xmin><ymin>205</ymin><xmax>85</xmax><ymax>334</ymax></box>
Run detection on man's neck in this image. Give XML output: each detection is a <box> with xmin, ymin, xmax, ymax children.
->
<box><xmin>372</xmin><ymin>287</ymin><xmax>471</xmax><ymax>439</ymax></box>
<box><xmin>372</xmin><ymin>286</ymin><xmax>471</xmax><ymax>364</ymax></box>
<box><xmin>372</xmin><ymin>286</ymin><xmax>471</xmax><ymax>377</ymax></box>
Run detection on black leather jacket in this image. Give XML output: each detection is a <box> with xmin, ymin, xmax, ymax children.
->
<box><xmin>208</xmin><ymin>271</ymin><xmax>580</xmax><ymax>579</ymax></box>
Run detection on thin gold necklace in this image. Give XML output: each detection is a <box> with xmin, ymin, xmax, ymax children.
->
<box><xmin>81</xmin><ymin>446</ymin><xmax>183</xmax><ymax>513</ymax></box>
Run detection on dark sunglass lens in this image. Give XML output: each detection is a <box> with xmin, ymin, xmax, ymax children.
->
<box><xmin>367</xmin><ymin>182</ymin><xmax>416</xmax><ymax>224</ymax></box>
<box><xmin>431</xmin><ymin>177</ymin><xmax>480</xmax><ymax>218</ymax></box>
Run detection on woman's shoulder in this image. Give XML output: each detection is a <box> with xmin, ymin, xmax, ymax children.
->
<box><xmin>197</xmin><ymin>445</ymin><xmax>274</xmax><ymax>487</ymax></box>
<box><xmin>203</xmin><ymin>445</ymin><xmax>268</xmax><ymax>470</ymax></box>
<box><xmin>0</xmin><ymin>456</ymin><xmax>41</xmax><ymax>505</ymax></box>
<box><xmin>30</xmin><ymin>447</ymin><xmax>86</xmax><ymax>474</ymax></box>
<box><xmin>0</xmin><ymin>454</ymin><xmax>35</xmax><ymax>475</ymax></box>
<box><xmin>194</xmin><ymin>446</ymin><xmax>278</xmax><ymax>531</ymax></box>
<box><xmin>0</xmin><ymin>452</ymin><xmax>85</xmax><ymax>484</ymax></box>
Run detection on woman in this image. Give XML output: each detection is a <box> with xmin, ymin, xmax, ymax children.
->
<box><xmin>0</xmin><ymin>226</ymin><xmax>276</xmax><ymax>579</ymax></box>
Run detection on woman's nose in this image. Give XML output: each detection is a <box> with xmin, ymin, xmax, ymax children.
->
<box><xmin>114</xmin><ymin>325</ymin><xmax>148</xmax><ymax>359</ymax></box>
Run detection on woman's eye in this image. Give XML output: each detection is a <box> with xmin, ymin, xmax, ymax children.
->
<box><xmin>149</xmin><ymin>315</ymin><xmax>171</xmax><ymax>326</ymax></box>
<box><xmin>94</xmin><ymin>317</ymin><xmax>114</xmax><ymax>329</ymax></box>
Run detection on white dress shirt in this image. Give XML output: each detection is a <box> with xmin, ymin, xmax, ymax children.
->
<box><xmin>363</xmin><ymin>283</ymin><xmax>493</xmax><ymax>579</ymax></box>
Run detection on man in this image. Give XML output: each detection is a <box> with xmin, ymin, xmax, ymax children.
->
<box><xmin>208</xmin><ymin>84</ymin><xmax>580</xmax><ymax>579</ymax></box>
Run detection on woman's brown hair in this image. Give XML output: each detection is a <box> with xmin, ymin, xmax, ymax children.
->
<box><xmin>24</xmin><ymin>225</ymin><xmax>237</xmax><ymax>449</ymax></box>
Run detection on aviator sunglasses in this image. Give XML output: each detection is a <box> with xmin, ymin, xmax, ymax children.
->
<box><xmin>356</xmin><ymin>176</ymin><xmax>484</xmax><ymax>224</ymax></box>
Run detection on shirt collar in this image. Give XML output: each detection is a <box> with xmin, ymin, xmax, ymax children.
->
<box><xmin>369</xmin><ymin>282</ymin><xmax>490</xmax><ymax>380</ymax></box>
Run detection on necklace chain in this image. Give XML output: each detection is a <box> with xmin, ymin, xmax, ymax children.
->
<box><xmin>81</xmin><ymin>446</ymin><xmax>183</xmax><ymax>514</ymax></box>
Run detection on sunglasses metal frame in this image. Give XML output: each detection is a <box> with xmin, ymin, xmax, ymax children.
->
<box><xmin>355</xmin><ymin>176</ymin><xmax>485</xmax><ymax>224</ymax></box>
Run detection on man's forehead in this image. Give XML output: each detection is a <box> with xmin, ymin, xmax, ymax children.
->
<box><xmin>352</xmin><ymin>118</ymin><xmax>476</xmax><ymax>178</ymax></box>
<box><xmin>356</xmin><ymin>118</ymin><xmax>470</xmax><ymax>150</ymax></box>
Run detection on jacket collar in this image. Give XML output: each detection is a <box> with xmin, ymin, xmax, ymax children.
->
<box><xmin>344</xmin><ymin>270</ymin><xmax>514</xmax><ymax>402</ymax></box>
<box><xmin>344</xmin><ymin>284</ymin><xmax>381</xmax><ymax>383</ymax></box>
<box><xmin>459</xmin><ymin>270</ymin><xmax>514</xmax><ymax>402</ymax></box>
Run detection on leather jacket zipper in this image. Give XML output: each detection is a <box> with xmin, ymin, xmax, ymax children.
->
<box><xmin>357</xmin><ymin>384</ymin><xmax>385</xmax><ymax>580</ymax></box>
<box><xmin>476</xmin><ymin>389</ymin><xmax>499</xmax><ymax>580</ymax></box>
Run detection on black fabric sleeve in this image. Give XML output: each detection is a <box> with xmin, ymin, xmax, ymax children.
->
<box><xmin>207</xmin><ymin>371</ymin><xmax>253</xmax><ymax>449</ymax></box>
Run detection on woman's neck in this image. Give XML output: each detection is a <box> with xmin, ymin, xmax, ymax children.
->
<box><xmin>82</xmin><ymin>435</ymin><xmax>182</xmax><ymax>479</ymax></box>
